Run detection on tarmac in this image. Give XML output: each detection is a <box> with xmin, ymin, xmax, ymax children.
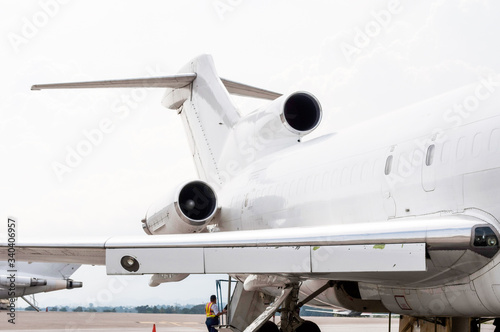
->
<box><xmin>0</xmin><ymin>313</ymin><xmax>495</xmax><ymax>332</ymax></box>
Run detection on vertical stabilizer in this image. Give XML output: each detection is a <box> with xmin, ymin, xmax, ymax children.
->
<box><xmin>163</xmin><ymin>55</ymin><xmax>241</xmax><ymax>188</ymax></box>
<box><xmin>31</xmin><ymin>54</ymin><xmax>282</xmax><ymax>188</ymax></box>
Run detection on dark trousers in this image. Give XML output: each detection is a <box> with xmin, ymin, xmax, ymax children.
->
<box><xmin>206</xmin><ymin>316</ymin><xmax>219</xmax><ymax>332</ymax></box>
<box><xmin>494</xmin><ymin>318</ymin><xmax>500</xmax><ymax>332</ymax></box>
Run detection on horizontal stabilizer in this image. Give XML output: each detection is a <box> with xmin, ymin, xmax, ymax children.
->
<box><xmin>220</xmin><ymin>78</ymin><xmax>282</xmax><ymax>100</ymax></box>
<box><xmin>31</xmin><ymin>74</ymin><xmax>197</xmax><ymax>90</ymax></box>
<box><xmin>32</xmin><ymin>75</ymin><xmax>281</xmax><ymax>100</ymax></box>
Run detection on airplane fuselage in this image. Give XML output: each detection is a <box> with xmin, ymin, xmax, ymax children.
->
<box><xmin>219</xmin><ymin>82</ymin><xmax>500</xmax><ymax>232</ymax></box>
<box><xmin>214</xmin><ymin>80</ymin><xmax>500</xmax><ymax>316</ymax></box>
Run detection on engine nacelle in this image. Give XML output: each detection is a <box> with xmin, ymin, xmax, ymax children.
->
<box><xmin>240</xmin><ymin>91</ymin><xmax>322</xmax><ymax>138</ymax></box>
<box><xmin>279</xmin><ymin>91</ymin><xmax>322</xmax><ymax>136</ymax></box>
<box><xmin>0</xmin><ymin>276</ymin><xmax>47</xmax><ymax>287</ymax></box>
<box><xmin>142</xmin><ymin>180</ymin><xmax>218</xmax><ymax>235</ymax></box>
<box><xmin>224</xmin><ymin>91</ymin><xmax>322</xmax><ymax>166</ymax></box>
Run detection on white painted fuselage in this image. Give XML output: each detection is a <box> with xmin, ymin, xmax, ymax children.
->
<box><xmin>214</xmin><ymin>79</ymin><xmax>500</xmax><ymax>316</ymax></box>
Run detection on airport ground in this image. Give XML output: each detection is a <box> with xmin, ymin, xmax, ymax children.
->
<box><xmin>0</xmin><ymin>313</ymin><xmax>496</xmax><ymax>332</ymax></box>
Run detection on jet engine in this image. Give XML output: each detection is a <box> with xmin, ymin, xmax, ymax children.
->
<box><xmin>227</xmin><ymin>91</ymin><xmax>322</xmax><ymax>166</ymax></box>
<box><xmin>142</xmin><ymin>180</ymin><xmax>218</xmax><ymax>235</ymax></box>
<box><xmin>238</xmin><ymin>91</ymin><xmax>322</xmax><ymax>139</ymax></box>
<box><xmin>278</xmin><ymin>91</ymin><xmax>322</xmax><ymax>135</ymax></box>
<box><xmin>0</xmin><ymin>276</ymin><xmax>47</xmax><ymax>287</ymax></box>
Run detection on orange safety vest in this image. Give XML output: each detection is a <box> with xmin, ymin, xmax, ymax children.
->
<box><xmin>205</xmin><ymin>302</ymin><xmax>216</xmax><ymax>318</ymax></box>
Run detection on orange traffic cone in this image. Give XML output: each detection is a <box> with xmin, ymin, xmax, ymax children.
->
<box><xmin>152</xmin><ymin>324</ymin><xmax>156</xmax><ymax>332</ymax></box>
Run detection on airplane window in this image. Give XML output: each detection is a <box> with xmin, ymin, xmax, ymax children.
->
<box><xmin>472</xmin><ymin>133</ymin><xmax>483</xmax><ymax>157</ymax></box>
<box><xmin>283</xmin><ymin>182</ymin><xmax>290</xmax><ymax>197</ymax></box>
<box><xmin>314</xmin><ymin>174</ymin><xmax>322</xmax><ymax>191</ymax></box>
<box><xmin>361</xmin><ymin>161</ymin><xmax>370</xmax><ymax>181</ymax></box>
<box><xmin>341</xmin><ymin>167</ymin><xmax>350</xmax><ymax>185</ymax></box>
<box><xmin>425</xmin><ymin>144</ymin><xmax>435</xmax><ymax>166</ymax></box>
<box><xmin>262</xmin><ymin>186</ymin><xmax>270</xmax><ymax>197</ymax></box>
<box><xmin>351</xmin><ymin>163</ymin><xmax>361</xmax><ymax>183</ymax></box>
<box><xmin>298</xmin><ymin>178</ymin><xmax>306</xmax><ymax>194</ymax></box>
<box><xmin>384</xmin><ymin>155</ymin><xmax>393</xmax><ymax>175</ymax></box>
<box><xmin>290</xmin><ymin>179</ymin><xmax>297</xmax><ymax>196</ymax></box>
<box><xmin>322</xmin><ymin>172</ymin><xmax>330</xmax><ymax>190</ymax></box>
<box><xmin>456</xmin><ymin>137</ymin><xmax>466</xmax><ymax>161</ymax></box>
<box><xmin>440</xmin><ymin>141</ymin><xmax>450</xmax><ymax>164</ymax></box>
<box><xmin>330</xmin><ymin>170</ymin><xmax>338</xmax><ymax>186</ymax></box>
<box><xmin>307</xmin><ymin>175</ymin><xmax>314</xmax><ymax>193</ymax></box>
<box><xmin>489</xmin><ymin>129</ymin><xmax>500</xmax><ymax>152</ymax></box>
<box><xmin>273</xmin><ymin>184</ymin><xmax>280</xmax><ymax>197</ymax></box>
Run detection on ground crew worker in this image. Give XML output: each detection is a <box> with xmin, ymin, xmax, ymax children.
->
<box><xmin>205</xmin><ymin>295</ymin><xmax>226</xmax><ymax>332</ymax></box>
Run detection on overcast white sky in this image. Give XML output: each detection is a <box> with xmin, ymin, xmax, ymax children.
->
<box><xmin>1</xmin><ymin>0</ymin><xmax>500</xmax><ymax>308</ymax></box>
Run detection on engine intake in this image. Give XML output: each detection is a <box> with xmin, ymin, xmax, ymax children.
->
<box><xmin>177</xmin><ymin>181</ymin><xmax>217</xmax><ymax>223</ymax></box>
<box><xmin>142</xmin><ymin>180</ymin><xmax>218</xmax><ymax>235</ymax></box>
<box><xmin>282</xmin><ymin>92</ymin><xmax>322</xmax><ymax>134</ymax></box>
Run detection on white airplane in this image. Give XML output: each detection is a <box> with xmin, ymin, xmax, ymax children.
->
<box><xmin>0</xmin><ymin>261</ymin><xmax>82</xmax><ymax>311</ymax></box>
<box><xmin>3</xmin><ymin>54</ymin><xmax>500</xmax><ymax>331</ymax></box>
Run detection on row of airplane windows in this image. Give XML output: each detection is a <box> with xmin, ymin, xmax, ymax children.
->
<box><xmin>385</xmin><ymin>128</ymin><xmax>500</xmax><ymax>176</ymax></box>
<box><xmin>238</xmin><ymin>127</ymin><xmax>500</xmax><ymax>207</ymax></box>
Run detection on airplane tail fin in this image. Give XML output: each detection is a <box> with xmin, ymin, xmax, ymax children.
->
<box><xmin>162</xmin><ymin>55</ymin><xmax>248</xmax><ymax>186</ymax></box>
<box><xmin>32</xmin><ymin>54</ymin><xmax>281</xmax><ymax>188</ymax></box>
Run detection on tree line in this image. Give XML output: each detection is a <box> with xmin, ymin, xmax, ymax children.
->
<box><xmin>24</xmin><ymin>304</ymin><xmax>207</xmax><ymax>314</ymax></box>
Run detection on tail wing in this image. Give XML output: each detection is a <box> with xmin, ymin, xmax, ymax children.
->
<box><xmin>220</xmin><ymin>78</ymin><xmax>281</xmax><ymax>100</ymax></box>
<box><xmin>31</xmin><ymin>72</ymin><xmax>280</xmax><ymax>100</ymax></box>
<box><xmin>32</xmin><ymin>55</ymin><xmax>282</xmax><ymax>187</ymax></box>
<box><xmin>31</xmin><ymin>74</ymin><xmax>197</xmax><ymax>90</ymax></box>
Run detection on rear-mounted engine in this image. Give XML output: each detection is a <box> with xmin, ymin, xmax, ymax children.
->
<box><xmin>281</xmin><ymin>92</ymin><xmax>322</xmax><ymax>135</ymax></box>
<box><xmin>142</xmin><ymin>180</ymin><xmax>218</xmax><ymax>235</ymax></box>
<box><xmin>239</xmin><ymin>91</ymin><xmax>322</xmax><ymax>139</ymax></box>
